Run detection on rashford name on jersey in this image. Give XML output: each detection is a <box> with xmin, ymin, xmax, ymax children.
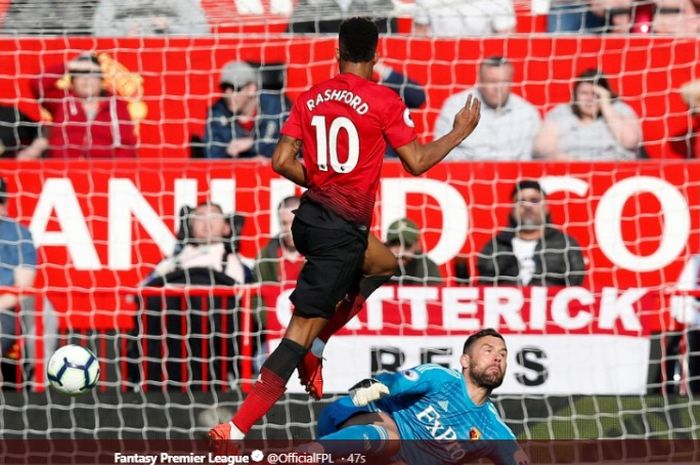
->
<box><xmin>306</xmin><ymin>89</ymin><xmax>369</xmax><ymax>115</ymax></box>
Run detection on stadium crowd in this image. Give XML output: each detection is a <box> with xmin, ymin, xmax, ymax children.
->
<box><xmin>1</xmin><ymin>0</ymin><xmax>699</xmax><ymax>35</ymax></box>
<box><xmin>0</xmin><ymin>1</ymin><xmax>698</xmax><ymax>160</ymax></box>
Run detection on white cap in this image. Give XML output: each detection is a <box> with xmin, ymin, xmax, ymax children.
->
<box><xmin>220</xmin><ymin>61</ymin><xmax>258</xmax><ymax>89</ymax></box>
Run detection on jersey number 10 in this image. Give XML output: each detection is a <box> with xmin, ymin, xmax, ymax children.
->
<box><xmin>311</xmin><ymin>115</ymin><xmax>359</xmax><ymax>173</ymax></box>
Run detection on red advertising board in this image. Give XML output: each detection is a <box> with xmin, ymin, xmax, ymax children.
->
<box><xmin>1</xmin><ymin>160</ymin><xmax>698</xmax><ymax>331</ymax></box>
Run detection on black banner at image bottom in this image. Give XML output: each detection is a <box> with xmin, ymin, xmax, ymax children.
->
<box><xmin>1</xmin><ymin>440</ymin><xmax>700</xmax><ymax>465</ymax></box>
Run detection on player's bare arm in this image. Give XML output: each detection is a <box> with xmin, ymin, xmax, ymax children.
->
<box><xmin>271</xmin><ymin>134</ymin><xmax>307</xmax><ymax>187</ymax></box>
<box><xmin>396</xmin><ymin>95</ymin><xmax>481</xmax><ymax>175</ymax></box>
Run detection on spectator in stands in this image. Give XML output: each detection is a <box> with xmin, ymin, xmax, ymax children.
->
<box><xmin>534</xmin><ymin>69</ymin><xmax>641</xmax><ymax>160</ymax></box>
<box><xmin>547</xmin><ymin>0</ymin><xmax>670</xmax><ymax>33</ymax></box>
<box><xmin>547</xmin><ymin>0</ymin><xmax>632</xmax><ymax>32</ymax></box>
<box><xmin>668</xmin><ymin>253</ymin><xmax>700</xmax><ymax>393</ymax></box>
<box><xmin>413</xmin><ymin>0</ymin><xmax>516</xmax><ymax>36</ymax></box>
<box><xmin>93</xmin><ymin>0</ymin><xmax>209</xmax><ymax>36</ymax></box>
<box><xmin>372</xmin><ymin>62</ymin><xmax>427</xmax><ymax>157</ymax></box>
<box><xmin>252</xmin><ymin>196</ymin><xmax>302</xmax><ymax>372</ymax></box>
<box><xmin>386</xmin><ymin>218</ymin><xmax>442</xmax><ymax>285</ymax></box>
<box><xmin>651</xmin><ymin>0</ymin><xmax>700</xmax><ymax>33</ymax></box>
<box><xmin>0</xmin><ymin>106</ymin><xmax>47</xmax><ymax>159</ymax></box>
<box><xmin>435</xmin><ymin>56</ymin><xmax>540</xmax><ymax>161</ymax></box>
<box><xmin>135</xmin><ymin>202</ymin><xmax>249</xmax><ymax>390</ymax></box>
<box><xmin>288</xmin><ymin>0</ymin><xmax>397</xmax><ymax>33</ymax></box>
<box><xmin>0</xmin><ymin>178</ymin><xmax>37</xmax><ymax>356</ymax></box>
<box><xmin>477</xmin><ymin>179</ymin><xmax>585</xmax><ymax>287</ymax></box>
<box><xmin>533</xmin><ymin>0</ymin><xmax>700</xmax><ymax>34</ymax></box>
<box><xmin>374</xmin><ymin>62</ymin><xmax>426</xmax><ymax>111</ymax></box>
<box><xmin>255</xmin><ymin>196</ymin><xmax>303</xmax><ymax>285</ymax></box>
<box><xmin>672</xmin><ymin>78</ymin><xmax>700</xmax><ymax>158</ymax></box>
<box><xmin>597</xmin><ymin>0</ymin><xmax>653</xmax><ymax>32</ymax></box>
<box><xmin>204</xmin><ymin>61</ymin><xmax>290</xmax><ymax>159</ymax></box>
<box><xmin>2</xmin><ymin>0</ymin><xmax>98</xmax><ymax>35</ymax></box>
<box><xmin>589</xmin><ymin>0</ymin><xmax>698</xmax><ymax>34</ymax></box>
<box><xmin>147</xmin><ymin>202</ymin><xmax>252</xmax><ymax>285</ymax></box>
<box><xmin>30</xmin><ymin>53</ymin><xmax>137</xmax><ymax>158</ymax></box>
<box><xmin>547</xmin><ymin>1</ymin><xmax>601</xmax><ymax>33</ymax></box>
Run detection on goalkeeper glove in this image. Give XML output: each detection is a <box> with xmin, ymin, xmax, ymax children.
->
<box><xmin>349</xmin><ymin>378</ymin><xmax>389</xmax><ymax>407</ymax></box>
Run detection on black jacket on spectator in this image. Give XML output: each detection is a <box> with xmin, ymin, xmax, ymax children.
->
<box><xmin>391</xmin><ymin>254</ymin><xmax>442</xmax><ymax>286</ymax></box>
<box><xmin>477</xmin><ymin>223</ymin><xmax>585</xmax><ymax>287</ymax></box>
<box><xmin>127</xmin><ymin>267</ymin><xmax>241</xmax><ymax>390</ymax></box>
<box><xmin>0</xmin><ymin>106</ymin><xmax>41</xmax><ymax>158</ymax></box>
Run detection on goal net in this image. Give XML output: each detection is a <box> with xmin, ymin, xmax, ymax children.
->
<box><xmin>1</xmin><ymin>2</ymin><xmax>700</xmax><ymax>445</ymax></box>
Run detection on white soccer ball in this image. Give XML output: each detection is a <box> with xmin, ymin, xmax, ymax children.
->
<box><xmin>46</xmin><ymin>344</ymin><xmax>100</xmax><ymax>395</ymax></box>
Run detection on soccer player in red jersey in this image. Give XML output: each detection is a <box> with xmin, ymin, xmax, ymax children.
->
<box><xmin>209</xmin><ymin>16</ymin><xmax>480</xmax><ymax>442</ymax></box>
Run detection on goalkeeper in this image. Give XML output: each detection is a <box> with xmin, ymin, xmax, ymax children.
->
<box><xmin>310</xmin><ymin>329</ymin><xmax>527</xmax><ymax>465</ymax></box>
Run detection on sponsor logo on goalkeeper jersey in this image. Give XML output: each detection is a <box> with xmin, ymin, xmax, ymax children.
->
<box><xmin>415</xmin><ymin>405</ymin><xmax>465</xmax><ymax>460</ymax></box>
<box><xmin>306</xmin><ymin>89</ymin><xmax>369</xmax><ymax>115</ymax></box>
<box><xmin>416</xmin><ymin>405</ymin><xmax>457</xmax><ymax>440</ymax></box>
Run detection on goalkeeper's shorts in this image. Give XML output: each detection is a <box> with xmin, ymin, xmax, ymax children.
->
<box><xmin>317</xmin><ymin>396</ymin><xmax>384</xmax><ymax>437</ymax></box>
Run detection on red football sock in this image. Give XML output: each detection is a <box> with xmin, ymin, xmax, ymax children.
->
<box><xmin>231</xmin><ymin>367</ymin><xmax>287</xmax><ymax>433</ymax></box>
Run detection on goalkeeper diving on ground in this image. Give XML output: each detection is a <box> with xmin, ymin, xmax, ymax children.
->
<box><xmin>305</xmin><ymin>329</ymin><xmax>529</xmax><ymax>465</ymax></box>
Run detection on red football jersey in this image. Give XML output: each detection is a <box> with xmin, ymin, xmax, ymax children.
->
<box><xmin>281</xmin><ymin>72</ymin><xmax>417</xmax><ymax>226</ymax></box>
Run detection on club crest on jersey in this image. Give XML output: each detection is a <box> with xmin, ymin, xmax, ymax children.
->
<box><xmin>403</xmin><ymin>108</ymin><xmax>415</xmax><ymax>128</ymax></box>
<box><xmin>469</xmin><ymin>427</ymin><xmax>481</xmax><ymax>440</ymax></box>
